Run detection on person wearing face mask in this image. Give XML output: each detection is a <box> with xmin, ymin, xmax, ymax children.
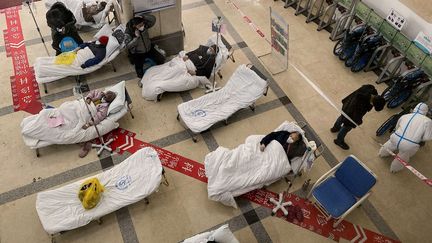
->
<box><xmin>185</xmin><ymin>44</ymin><xmax>218</xmax><ymax>79</ymax></box>
<box><xmin>46</xmin><ymin>2</ymin><xmax>83</xmax><ymax>56</ymax></box>
<box><xmin>73</xmin><ymin>35</ymin><xmax>109</xmax><ymax>69</ymax></box>
<box><xmin>125</xmin><ymin>14</ymin><xmax>161</xmax><ymax>78</ymax></box>
<box><xmin>259</xmin><ymin>131</ymin><xmax>306</xmax><ymax>161</ymax></box>
<box><xmin>331</xmin><ymin>84</ymin><xmax>386</xmax><ymax>150</ymax></box>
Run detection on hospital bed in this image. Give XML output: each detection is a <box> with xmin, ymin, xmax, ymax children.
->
<box><xmin>20</xmin><ymin>81</ymin><xmax>134</xmax><ymax>157</ymax></box>
<box><xmin>152</xmin><ymin>34</ymin><xmax>235</xmax><ymax>102</ymax></box>
<box><xmin>44</xmin><ymin>0</ymin><xmax>120</xmax><ymax>28</ymax></box>
<box><xmin>204</xmin><ymin>121</ymin><xmax>323</xmax><ymax>208</ymax></box>
<box><xmin>176</xmin><ymin>64</ymin><xmax>269</xmax><ymax>142</ymax></box>
<box><xmin>182</xmin><ymin>224</ymin><xmax>239</xmax><ymax>243</ymax></box>
<box><xmin>35</xmin><ymin>24</ymin><xmax>125</xmax><ymax>93</ymax></box>
<box><xmin>36</xmin><ymin>147</ymin><xmax>169</xmax><ymax>242</ymax></box>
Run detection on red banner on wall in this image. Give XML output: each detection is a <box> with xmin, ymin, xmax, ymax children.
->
<box><xmin>2</xmin><ymin>6</ymin><xmax>42</xmax><ymax>114</ymax></box>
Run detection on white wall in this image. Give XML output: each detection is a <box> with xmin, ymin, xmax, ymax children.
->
<box><xmin>363</xmin><ymin>0</ymin><xmax>432</xmax><ymax>40</ymax></box>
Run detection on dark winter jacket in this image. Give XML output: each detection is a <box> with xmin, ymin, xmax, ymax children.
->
<box><xmin>46</xmin><ymin>2</ymin><xmax>76</xmax><ymax>30</ymax></box>
<box><xmin>125</xmin><ymin>14</ymin><xmax>156</xmax><ymax>54</ymax></box>
<box><xmin>341</xmin><ymin>84</ymin><xmax>378</xmax><ymax>128</ymax></box>
<box><xmin>79</xmin><ymin>42</ymin><xmax>106</xmax><ymax>68</ymax></box>
<box><xmin>260</xmin><ymin>131</ymin><xmax>307</xmax><ymax>161</ymax></box>
<box><xmin>186</xmin><ymin>45</ymin><xmax>216</xmax><ymax>78</ymax></box>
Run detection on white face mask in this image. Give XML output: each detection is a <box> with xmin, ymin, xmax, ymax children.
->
<box><xmin>287</xmin><ymin>137</ymin><xmax>294</xmax><ymax>144</ymax></box>
<box><xmin>101</xmin><ymin>97</ymin><xmax>106</xmax><ymax>103</ymax></box>
<box><xmin>138</xmin><ymin>26</ymin><xmax>145</xmax><ymax>31</ymax></box>
<box><xmin>95</xmin><ymin>41</ymin><xmax>101</xmax><ymax>45</ymax></box>
<box><xmin>206</xmin><ymin>49</ymin><xmax>214</xmax><ymax>55</ymax></box>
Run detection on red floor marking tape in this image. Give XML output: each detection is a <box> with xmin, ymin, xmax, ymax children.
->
<box><xmin>2</xmin><ymin>6</ymin><xmax>42</xmax><ymax>114</ymax></box>
<box><xmin>104</xmin><ymin>128</ymin><xmax>398</xmax><ymax>242</ymax></box>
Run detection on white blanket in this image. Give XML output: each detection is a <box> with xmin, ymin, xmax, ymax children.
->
<box><xmin>44</xmin><ymin>0</ymin><xmax>115</xmax><ymax>28</ymax></box>
<box><xmin>20</xmin><ymin>98</ymin><xmax>125</xmax><ymax>148</ymax></box>
<box><xmin>35</xmin><ymin>46</ymin><xmax>119</xmax><ymax>83</ymax></box>
<box><xmin>36</xmin><ymin>147</ymin><xmax>163</xmax><ymax>234</ymax></box>
<box><xmin>177</xmin><ymin>65</ymin><xmax>267</xmax><ymax>133</ymax></box>
<box><xmin>141</xmin><ymin>57</ymin><xmax>211</xmax><ymax>101</ymax></box>
<box><xmin>205</xmin><ymin>135</ymin><xmax>290</xmax><ymax>208</ymax></box>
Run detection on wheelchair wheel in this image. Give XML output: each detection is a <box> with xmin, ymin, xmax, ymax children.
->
<box><xmin>333</xmin><ymin>39</ymin><xmax>343</xmax><ymax>56</ymax></box>
<box><xmin>376</xmin><ymin>114</ymin><xmax>400</xmax><ymax>136</ymax></box>
<box><xmin>381</xmin><ymin>85</ymin><xmax>394</xmax><ymax>102</ymax></box>
<box><xmin>351</xmin><ymin>56</ymin><xmax>368</xmax><ymax>72</ymax></box>
<box><xmin>387</xmin><ymin>90</ymin><xmax>412</xmax><ymax>109</ymax></box>
<box><xmin>345</xmin><ymin>56</ymin><xmax>356</xmax><ymax>67</ymax></box>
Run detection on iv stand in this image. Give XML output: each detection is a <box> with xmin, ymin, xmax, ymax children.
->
<box><xmin>206</xmin><ymin>16</ymin><xmax>222</xmax><ymax>93</ymax></box>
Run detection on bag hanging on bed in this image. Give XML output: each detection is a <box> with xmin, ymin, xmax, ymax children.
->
<box><xmin>78</xmin><ymin>178</ymin><xmax>105</xmax><ymax>210</ymax></box>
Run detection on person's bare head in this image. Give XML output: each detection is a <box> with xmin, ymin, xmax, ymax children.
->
<box><xmin>103</xmin><ymin>91</ymin><xmax>116</xmax><ymax>103</ymax></box>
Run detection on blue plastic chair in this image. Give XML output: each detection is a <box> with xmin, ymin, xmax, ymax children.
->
<box><xmin>307</xmin><ymin>155</ymin><xmax>377</xmax><ymax>227</ymax></box>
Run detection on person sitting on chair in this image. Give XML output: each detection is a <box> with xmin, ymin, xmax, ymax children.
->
<box><xmin>46</xmin><ymin>2</ymin><xmax>84</xmax><ymax>55</ymax></box>
<box><xmin>73</xmin><ymin>35</ymin><xmax>109</xmax><ymax>69</ymax></box>
<box><xmin>186</xmin><ymin>44</ymin><xmax>218</xmax><ymax>79</ymax></box>
<box><xmin>259</xmin><ymin>130</ymin><xmax>306</xmax><ymax>161</ymax></box>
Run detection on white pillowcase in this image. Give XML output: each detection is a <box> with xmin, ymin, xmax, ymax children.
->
<box><xmin>105</xmin><ymin>81</ymin><xmax>126</xmax><ymax>115</ymax></box>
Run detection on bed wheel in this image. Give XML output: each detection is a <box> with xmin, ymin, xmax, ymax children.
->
<box><xmin>144</xmin><ymin>198</ymin><xmax>150</xmax><ymax>205</ymax></box>
<box><xmin>249</xmin><ymin>104</ymin><xmax>255</xmax><ymax>112</ymax></box>
<box><xmin>284</xmin><ymin>177</ymin><xmax>290</xmax><ymax>183</ymax></box>
<box><xmin>43</xmin><ymin>83</ymin><xmax>48</xmax><ymax>94</ymax></box>
<box><xmin>176</xmin><ymin>114</ymin><xmax>180</xmax><ymax>121</ymax></box>
<box><xmin>97</xmin><ymin>218</ymin><xmax>103</xmax><ymax>225</ymax></box>
<box><xmin>302</xmin><ymin>179</ymin><xmax>311</xmax><ymax>192</ymax></box>
<box><xmin>217</xmin><ymin>70</ymin><xmax>223</xmax><ymax>79</ymax></box>
<box><xmin>192</xmin><ymin>137</ymin><xmax>197</xmax><ymax>143</ymax></box>
<box><xmin>35</xmin><ymin>149</ymin><xmax>40</xmax><ymax>157</ymax></box>
<box><xmin>224</xmin><ymin>119</ymin><xmax>228</xmax><ymax>126</ymax></box>
<box><xmin>138</xmin><ymin>82</ymin><xmax>142</xmax><ymax>88</ymax></box>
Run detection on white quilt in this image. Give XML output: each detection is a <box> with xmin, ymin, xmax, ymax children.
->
<box><xmin>205</xmin><ymin>121</ymin><xmax>316</xmax><ymax>208</ymax></box>
<box><xmin>36</xmin><ymin>147</ymin><xmax>163</xmax><ymax>235</ymax></box>
<box><xmin>177</xmin><ymin>65</ymin><xmax>267</xmax><ymax>133</ymax></box>
<box><xmin>20</xmin><ymin>98</ymin><xmax>125</xmax><ymax>148</ymax></box>
<box><xmin>44</xmin><ymin>0</ymin><xmax>115</xmax><ymax>28</ymax></box>
<box><xmin>141</xmin><ymin>57</ymin><xmax>211</xmax><ymax>101</ymax></box>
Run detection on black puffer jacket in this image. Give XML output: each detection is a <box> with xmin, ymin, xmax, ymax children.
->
<box><xmin>46</xmin><ymin>2</ymin><xmax>76</xmax><ymax>30</ymax></box>
<box><xmin>125</xmin><ymin>14</ymin><xmax>156</xmax><ymax>54</ymax></box>
<box><xmin>341</xmin><ymin>84</ymin><xmax>378</xmax><ymax>127</ymax></box>
<box><xmin>186</xmin><ymin>45</ymin><xmax>216</xmax><ymax>78</ymax></box>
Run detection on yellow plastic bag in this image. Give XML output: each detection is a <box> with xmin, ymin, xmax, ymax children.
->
<box><xmin>78</xmin><ymin>177</ymin><xmax>105</xmax><ymax>210</ymax></box>
<box><xmin>54</xmin><ymin>52</ymin><xmax>77</xmax><ymax>65</ymax></box>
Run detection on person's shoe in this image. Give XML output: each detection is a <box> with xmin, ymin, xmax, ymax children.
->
<box><xmin>330</xmin><ymin>127</ymin><xmax>340</xmax><ymax>133</ymax></box>
<box><xmin>79</xmin><ymin>142</ymin><xmax>92</xmax><ymax>158</ymax></box>
<box><xmin>334</xmin><ymin>139</ymin><xmax>349</xmax><ymax>150</ymax></box>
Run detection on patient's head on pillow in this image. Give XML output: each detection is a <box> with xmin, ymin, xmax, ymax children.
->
<box><xmin>287</xmin><ymin>132</ymin><xmax>302</xmax><ymax>144</ymax></box>
<box><xmin>103</xmin><ymin>91</ymin><xmax>117</xmax><ymax>103</ymax></box>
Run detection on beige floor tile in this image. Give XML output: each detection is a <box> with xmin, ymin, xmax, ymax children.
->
<box><xmin>233</xmin><ymin>226</ymin><xmax>258</xmax><ymax>243</ymax></box>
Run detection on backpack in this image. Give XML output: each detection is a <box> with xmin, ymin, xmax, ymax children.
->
<box><xmin>78</xmin><ymin>178</ymin><xmax>105</xmax><ymax>210</ymax></box>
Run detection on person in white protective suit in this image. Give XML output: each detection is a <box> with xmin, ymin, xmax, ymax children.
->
<box><xmin>379</xmin><ymin>102</ymin><xmax>432</xmax><ymax>172</ymax></box>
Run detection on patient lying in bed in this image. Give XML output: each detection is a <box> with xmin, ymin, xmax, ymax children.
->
<box><xmin>81</xmin><ymin>90</ymin><xmax>116</xmax><ymax>129</ymax></box>
<box><xmin>260</xmin><ymin>131</ymin><xmax>307</xmax><ymax>161</ymax></box>
<box><xmin>140</xmin><ymin>51</ymin><xmax>211</xmax><ymax>101</ymax></box>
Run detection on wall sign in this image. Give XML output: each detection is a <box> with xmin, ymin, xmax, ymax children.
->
<box><xmin>386</xmin><ymin>8</ymin><xmax>406</xmax><ymax>31</ymax></box>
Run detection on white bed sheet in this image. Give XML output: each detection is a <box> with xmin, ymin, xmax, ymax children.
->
<box><xmin>36</xmin><ymin>147</ymin><xmax>163</xmax><ymax>235</ymax></box>
<box><xmin>44</xmin><ymin>0</ymin><xmax>116</xmax><ymax>28</ymax></box>
<box><xmin>204</xmin><ymin>121</ymin><xmax>315</xmax><ymax>208</ymax></box>
<box><xmin>177</xmin><ymin>65</ymin><xmax>267</xmax><ymax>133</ymax></box>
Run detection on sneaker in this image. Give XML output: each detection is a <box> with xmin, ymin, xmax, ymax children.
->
<box><xmin>334</xmin><ymin>139</ymin><xmax>349</xmax><ymax>150</ymax></box>
<box><xmin>330</xmin><ymin>127</ymin><xmax>340</xmax><ymax>133</ymax></box>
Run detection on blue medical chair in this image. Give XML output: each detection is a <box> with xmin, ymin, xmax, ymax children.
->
<box><xmin>307</xmin><ymin>155</ymin><xmax>377</xmax><ymax>227</ymax></box>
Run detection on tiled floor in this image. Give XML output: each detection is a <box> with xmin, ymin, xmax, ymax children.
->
<box><xmin>0</xmin><ymin>0</ymin><xmax>431</xmax><ymax>242</ymax></box>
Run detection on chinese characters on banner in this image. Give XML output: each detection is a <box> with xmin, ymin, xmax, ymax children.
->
<box><xmin>100</xmin><ymin>128</ymin><xmax>398</xmax><ymax>243</ymax></box>
<box><xmin>1</xmin><ymin>6</ymin><xmax>42</xmax><ymax>114</ymax></box>
<box><xmin>270</xmin><ymin>7</ymin><xmax>289</xmax><ymax>68</ymax></box>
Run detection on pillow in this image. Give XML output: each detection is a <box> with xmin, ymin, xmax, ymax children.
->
<box><xmin>212</xmin><ymin>225</ymin><xmax>239</xmax><ymax>243</ymax></box>
<box><xmin>105</xmin><ymin>35</ymin><xmax>120</xmax><ymax>57</ymax></box>
<box><xmin>105</xmin><ymin>81</ymin><xmax>126</xmax><ymax>115</ymax></box>
<box><xmin>94</xmin><ymin>24</ymin><xmax>112</xmax><ymax>39</ymax></box>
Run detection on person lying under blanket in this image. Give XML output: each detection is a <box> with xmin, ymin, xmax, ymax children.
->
<box><xmin>73</xmin><ymin>35</ymin><xmax>109</xmax><ymax>69</ymax></box>
<box><xmin>82</xmin><ymin>1</ymin><xmax>108</xmax><ymax>23</ymax></box>
<box><xmin>80</xmin><ymin>90</ymin><xmax>116</xmax><ymax>158</ymax></box>
<box><xmin>186</xmin><ymin>44</ymin><xmax>219</xmax><ymax>79</ymax></box>
<box><xmin>260</xmin><ymin>130</ymin><xmax>307</xmax><ymax>161</ymax></box>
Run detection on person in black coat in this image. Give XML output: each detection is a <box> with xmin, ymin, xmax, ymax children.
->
<box><xmin>46</xmin><ymin>2</ymin><xmax>83</xmax><ymax>55</ymax></box>
<box><xmin>260</xmin><ymin>131</ymin><xmax>307</xmax><ymax>161</ymax></box>
<box><xmin>331</xmin><ymin>84</ymin><xmax>385</xmax><ymax>150</ymax></box>
<box><xmin>186</xmin><ymin>45</ymin><xmax>218</xmax><ymax>79</ymax></box>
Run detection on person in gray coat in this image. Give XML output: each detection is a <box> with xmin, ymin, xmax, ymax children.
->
<box><xmin>125</xmin><ymin>14</ymin><xmax>163</xmax><ymax>78</ymax></box>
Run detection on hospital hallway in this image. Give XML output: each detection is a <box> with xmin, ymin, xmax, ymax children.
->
<box><xmin>0</xmin><ymin>0</ymin><xmax>431</xmax><ymax>242</ymax></box>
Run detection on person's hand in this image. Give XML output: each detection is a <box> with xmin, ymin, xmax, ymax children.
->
<box><xmin>86</xmin><ymin>98</ymin><xmax>91</xmax><ymax>104</ymax></box>
<box><xmin>82</xmin><ymin>123</ymin><xmax>89</xmax><ymax>129</ymax></box>
<box><xmin>182</xmin><ymin>56</ymin><xmax>189</xmax><ymax>61</ymax></box>
<box><xmin>188</xmin><ymin>70</ymin><xmax>196</xmax><ymax>75</ymax></box>
<box><xmin>260</xmin><ymin>144</ymin><xmax>265</xmax><ymax>152</ymax></box>
<box><xmin>135</xmin><ymin>29</ymin><xmax>140</xmax><ymax>37</ymax></box>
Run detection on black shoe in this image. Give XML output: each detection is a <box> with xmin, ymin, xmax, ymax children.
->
<box><xmin>330</xmin><ymin>127</ymin><xmax>340</xmax><ymax>133</ymax></box>
<box><xmin>334</xmin><ymin>139</ymin><xmax>349</xmax><ymax>150</ymax></box>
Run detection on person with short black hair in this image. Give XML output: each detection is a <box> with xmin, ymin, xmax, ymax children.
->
<box><xmin>331</xmin><ymin>84</ymin><xmax>385</xmax><ymax>150</ymax></box>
